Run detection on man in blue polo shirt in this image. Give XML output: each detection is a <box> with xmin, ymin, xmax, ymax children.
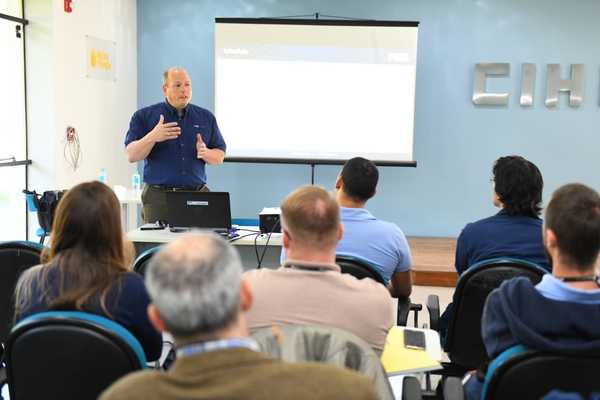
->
<box><xmin>278</xmin><ymin>158</ymin><xmax>412</xmax><ymax>298</ymax></box>
<box><xmin>334</xmin><ymin>157</ymin><xmax>412</xmax><ymax>298</ymax></box>
<box><xmin>125</xmin><ymin>67</ymin><xmax>226</xmax><ymax>223</ymax></box>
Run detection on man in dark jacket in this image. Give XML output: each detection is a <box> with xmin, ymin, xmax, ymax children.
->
<box><xmin>464</xmin><ymin>183</ymin><xmax>600</xmax><ymax>398</ymax></box>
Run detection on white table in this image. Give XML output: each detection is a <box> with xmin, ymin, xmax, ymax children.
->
<box><xmin>117</xmin><ymin>189</ymin><xmax>142</xmax><ymax>232</ymax></box>
<box><xmin>127</xmin><ymin>226</ymin><xmax>282</xmax><ymax>270</ymax></box>
<box><xmin>384</xmin><ymin>327</ymin><xmax>443</xmax><ymax>399</ymax></box>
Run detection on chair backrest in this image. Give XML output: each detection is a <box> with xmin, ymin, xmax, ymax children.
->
<box><xmin>252</xmin><ymin>324</ymin><xmax>394</xmax><ymax>400</ymax></box>
<box><xmin>445</xmin><ymin>258</ymin><xmax>546</xmax><ymax>369</ymax></box>
<box><xmin>6</xmin><ymin>311</ymin><xmax>147</xmax><ymax>400</ymax></box>
<box><xmin>0</xmin><ymin>241</ymin><xmax>43</xmax><ymax>343</ymax></box>
<box><xmin>133</xmin><ymin>246</ymin><xmax>162</xmax><ymax>277</ymax></box>
<box><xmin>23</xmin><ymin>190</ymin><xmax>65</xmax><ymax>233</ymax></box>
<box><xmin>482</xmin><ymin>345</ymin><xmax>600</xmax><ymax>399</ymax></box>
<box><xmin>335</xmin><ymin>254</ymin><xmax>414</xmax><ymax>326</ymax></box>
<box><xmin>336</xmin><ymin>254</ymin><xmax>386</xmax><ymax>285</ymax></box>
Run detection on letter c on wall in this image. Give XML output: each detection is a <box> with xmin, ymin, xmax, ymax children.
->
<box><xmin>472</xmin><ymin>63</ymin><xmax>510</xmax><ymax>106</ymax></box>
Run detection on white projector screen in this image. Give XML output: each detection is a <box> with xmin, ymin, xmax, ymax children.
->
<box><xmin>214</xmin><ymin>18</ymin><xmax>419</xmax><ymax>166</ymax></box>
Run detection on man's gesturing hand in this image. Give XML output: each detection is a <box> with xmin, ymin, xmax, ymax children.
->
<box><xmin>196</xmin><ymin>134</ymin><xmax>209</xmax><ymax>160</ymax></box>
<box><xmin>150</xmin><ymin>114</ymin><xmax>180</xmax><ymax>143</ymax></box>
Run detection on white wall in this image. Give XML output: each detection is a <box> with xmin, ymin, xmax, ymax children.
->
<box><xmin>52</xmin><ymin>0</ymin><xmax>137</xmax><ymax>188</ymax></box>
<box><xmin>26</xmin><ymin>0</ymin><xmax>137</xmax><ymax>238</ymax></box>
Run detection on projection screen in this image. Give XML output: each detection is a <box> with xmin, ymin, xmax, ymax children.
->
<box><xmin>214</xmin><ymin>18</ymin><xmax>419</xmax><ymax>166</ymax></box>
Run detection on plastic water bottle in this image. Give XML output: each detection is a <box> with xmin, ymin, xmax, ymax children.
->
<box><xmin>132</xmin><ymin>171</ymin><xmax>141</xmax><ymax>197</ymax></box>
<box><xmin>99</xmin><ymin>168</ymin><xmax>108</xmax><ymax>184</ymax></box>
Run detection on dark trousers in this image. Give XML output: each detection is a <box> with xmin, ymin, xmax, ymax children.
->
<box><xmin>141</xmin><ymin>185</ymin><xmax>209</xmax><ymax>223</ymax></box>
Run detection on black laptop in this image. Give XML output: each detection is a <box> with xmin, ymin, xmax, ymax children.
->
<box><xmin>165</xmin><ymin>191</ymin><xmax>232</xmax><ymax>235</ymax></box>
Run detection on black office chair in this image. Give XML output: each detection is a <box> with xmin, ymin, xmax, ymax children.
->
<box><xmin>481</xmin><ymin>345</ymin><xmax>600</xmax><ymax>399</ymax></box>
<box><xmin>0</xmin><ymin>241</ymin><xmax>44</xmax><ymax>344</ymax></box>
<box><xmin>3</xmin><ymin>311</ymin><xmax>147</xmax><ymax>400</ymax></box>
<box><xmin>133</xmin><ymin>245</ymin><xmax>162</xmax><ymax>277</ymax></box>
<box><xmin>336</xmin><ymin>255</ymin><xmax>422</xmax><ymax>327</ymax></box>
<box><xmin>337</xmin><ymin>254</ymin><xmax>386</xmax><ymax>284</ymax></box>
<box><xmin>427</xmin><ymin>258</ymin><xmax>547</xmax><ymax>373</ymax></box>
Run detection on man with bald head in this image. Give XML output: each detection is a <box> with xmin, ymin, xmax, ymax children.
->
<box><xmin>124</xmin><ymin>67</ymin><xmax>226</xmax><ymax>223</ymax></box>
<box><xmin>244</xmin><ymin>185</ymin><xmax>395</xmax><ymax>354</ymax></box>
<box><xmin>100</xmin><ymin>232</ymin><xmax>378</xmax><ymax>400</ymax></box>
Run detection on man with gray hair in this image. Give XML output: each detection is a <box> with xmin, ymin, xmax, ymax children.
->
<box><xmin>100</xmin><ymin>232</ymin><xmax>378</xmax><ymax>400</ymax></box>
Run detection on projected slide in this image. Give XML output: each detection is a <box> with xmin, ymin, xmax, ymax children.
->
<box><xmin>215</xmin><ymin>19</ymin><xmax>419</xmax><ymax>164</ymax></box>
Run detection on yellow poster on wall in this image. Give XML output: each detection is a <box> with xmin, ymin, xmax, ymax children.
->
<box><xmin>86</xmin><ymin>35</ymin><xmax>116</xmax><ymax>81</ymax></box>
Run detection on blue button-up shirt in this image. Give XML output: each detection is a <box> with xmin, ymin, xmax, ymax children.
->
<box><xmin>125</xmin><ymin>101</ymin><xmax>226</xmax><ymax>186</ymax></box>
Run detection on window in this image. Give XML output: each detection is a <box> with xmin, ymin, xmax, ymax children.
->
<box><xmin>0</xmin><ymin>1</ymin><xmax>29</xmax><ymax>241</ymax></box>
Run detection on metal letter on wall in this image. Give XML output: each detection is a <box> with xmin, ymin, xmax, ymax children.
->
<box><xmin>520</xmin><ymin>63</ymin><xmax>536</xmax><ymax>107</ymax></box>
<box><xmin>472</xmin><ymin>63</ymin><xmax>510</xmax><ymax>106</ymax></box>
<box><xmin>545</xmin><ymin>64</ymin><xmax>584</xmax><ymax>107</ymax></box>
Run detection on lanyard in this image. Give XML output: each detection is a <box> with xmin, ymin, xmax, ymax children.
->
<box><xmin>287</xmin><ymin>265</ymin><xmax>332</xmax><ymax>272</ymax></box>
<box><xmin>176</xmin><ymin>337</ymin><xmax>260</xmax><ymax>358</ymax></box>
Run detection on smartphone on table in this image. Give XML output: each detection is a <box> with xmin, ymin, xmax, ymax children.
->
<box><xmin>403</xmin><ymin>329</ymin><xmax>426</xmax><ymax>351</ymax></box>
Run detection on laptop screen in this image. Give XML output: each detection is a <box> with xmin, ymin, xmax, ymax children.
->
<box><xmin>165</xmin><ymin>191</ymin><xmax>232</xmax><ymax>231</ymax></box>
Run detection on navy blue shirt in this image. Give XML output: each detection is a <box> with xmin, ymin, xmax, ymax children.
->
<box><xmin>455</xmin><ymin>209</ymin><xmax>550</xmax><ymax>274</ymax></box>
<box><xmin>125</xmin><ymin>101</ymin><xmax>226</xmax><ymax>186</ymax></box>
<box><xmin>16</xmin><ymin>268</ymin><xmax>163</xmax><ymax>362</ymax></box>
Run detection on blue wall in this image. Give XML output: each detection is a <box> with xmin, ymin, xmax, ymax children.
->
<box><xmin>138</xmin><ymin>0</ymin><xmax>600</xmax><ymax>237</ymax></box>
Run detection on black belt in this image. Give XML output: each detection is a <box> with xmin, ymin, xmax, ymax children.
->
<box><xmin>149</xmin><ymin>184</ymin><xmax>206</xmax><ymax>191</ymax></box>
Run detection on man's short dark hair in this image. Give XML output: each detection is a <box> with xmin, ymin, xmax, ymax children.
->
<box><xmin>340</xmin><ymin>157</ymin><xmax>379</xmax><ymax>203</ymax></box>
<box><xmin>492</xmin><ymin>155</ymin><xmax>543</xmax><ymax>217</ymax></box>
<box><xmin>545</xmin><ymin>183</ymin><xmax>600</xmax><ymax>270</ymax></box>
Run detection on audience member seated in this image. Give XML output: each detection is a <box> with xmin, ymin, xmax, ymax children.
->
<box><xmin>245</xmin><ymin>186</ymin><xmax>394</xmax><ymax>354</ymax></box>
<box><xmin>334</xmin><ymin>157</ymin><xmax>412</xmax><ymax>297</ymax></box>
<box><xmin>455</xmin><ymin>155</ymin><xmax>550</xmax><ymax>273</ymax></box>
<box><xmin>14</xmin><ymin>181</ymin><xmax>162</xmax><ymax>361</ymax></box>
<box><xmin>464</xmin><ymin>183</ymin><xmax>600</xmax><ymax>399</ymax></box>
<box><xmin>100</xmin><ymin>233</ymin><xmax>378</xmax><ymax>400</ymax></box>
<box><xmin>441</xmin><ymin>155</ymin><xmax>550</xmax><ymax>333</ymax></box>
<box><xmin>281</xmin><ymin>157</ymin><xmax>412</xmax><ymax>298</ymax></box>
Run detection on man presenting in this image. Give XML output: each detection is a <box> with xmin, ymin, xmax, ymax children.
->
<box><xmin>125</xmin><ymin>67</ymin><xmax>226</xmax><ymax>223</ymax></box>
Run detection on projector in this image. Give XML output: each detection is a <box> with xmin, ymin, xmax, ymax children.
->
<box><xmin>259</xmin><ymin>207</ymin><xmax>281</xmax><ymax>234</ymax></box>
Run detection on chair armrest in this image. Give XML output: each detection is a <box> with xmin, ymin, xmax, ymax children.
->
<box><xmin>402</xmin><ymin>376</ymin><xmax>423</xmax><ymax>400</ymax></box>
<box><xmin>443</xmin><ymin>377</ymin><xmax>464</xmax><ymax>400</ymax></box>
<box><xmin>427</xmin><ymin>294</ymin><xmax>440</xmax><ymax>332</ymax></box>
<box><xmin>409</xmin><ymin>303</ymin><xmax>423</xmax><ymax>327</ymax></box>
<box><xmin>396</xmin><ymin>296</ymin><xmax>411</xmax><ymax>326</ymax></box>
